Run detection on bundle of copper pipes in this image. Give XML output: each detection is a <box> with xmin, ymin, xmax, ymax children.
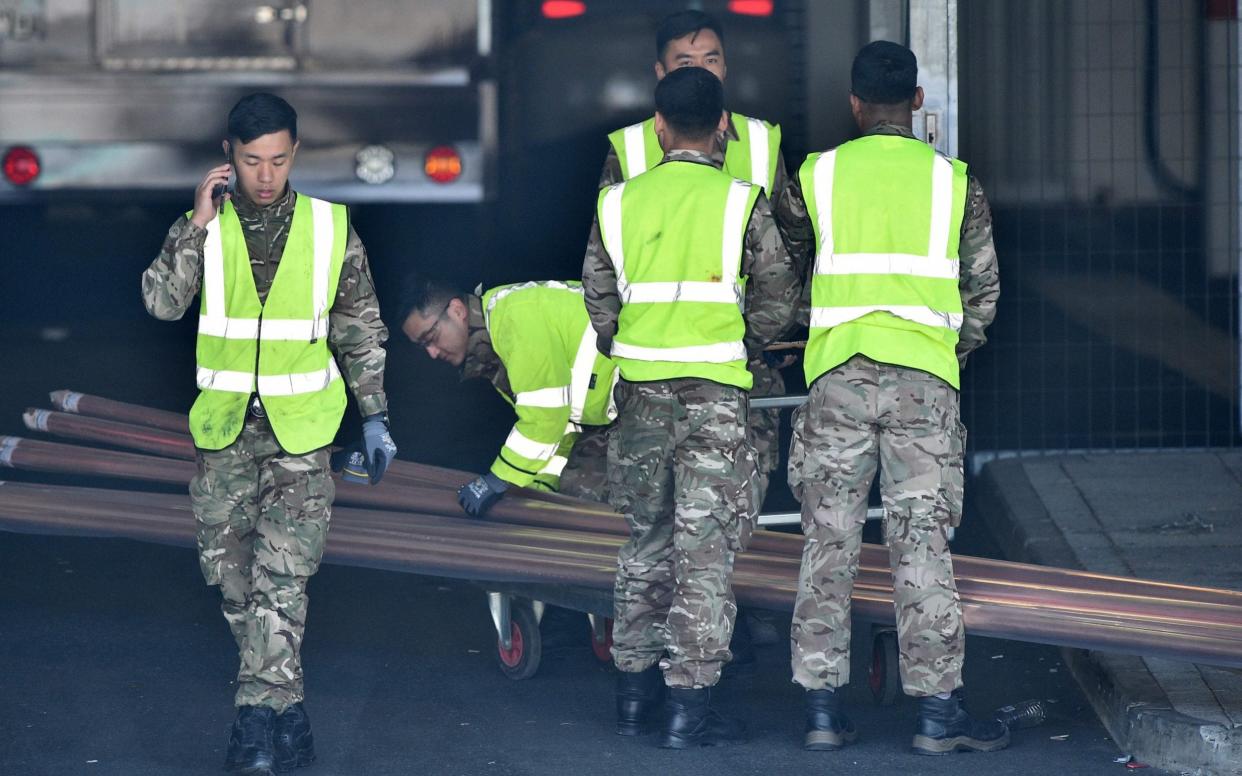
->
<box><xmin>1</xmin><ymin>390</ymin><xmax>1241</xmax><ymax>669</ymax></box>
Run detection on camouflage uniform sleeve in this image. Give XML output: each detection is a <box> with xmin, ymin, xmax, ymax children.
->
<box><xmin>741</xmin><ymin>191</ymin><xmax>800</xmax><ymax>357</ymax></box>
<box><xmin>957</xmin><ymin>175</ymin><xmax>999</xmax><ymax>366</ymax></box>
<box><xmin>772</xmin><ymin>166</ymin><xmax>816</xmax><ymax>277</ymax></box>
<box><xmin>328</xmin><ymin>224</ymin><xmax>389</xmax><ymax>417</ymax></box>
<box><xmin>772</xmin><ymin>167</ymin><xmax>816</xmax><ymax>330</ymax></box>
<box><xmin>598</xmin><ymin>146</ymin><xmax>624</xmax><ymax>189</ymax></box>
<box><xmin>581</xmin><ymin>215</ymin><xmax>620</xmax><ymax>350</ymax></box>
<box><xmin>141</xmin><ymin>215</ymin><xmax>206</xmax><ymax>321</ymax></box>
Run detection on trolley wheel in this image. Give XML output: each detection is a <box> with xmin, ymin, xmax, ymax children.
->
<box><xmin>589</xmin><ymin>617</ymin><xmax>614</xmax><ymax>664</ymax></box>
<box><xmin>496</xmin><ymin>603</ymin><xmax>542</xmax><ymax>680</ymax></box>
<box><xmin>868</xmin><ymin>628</ymin><xmax>902</xmax><ymax>706</ymax></box>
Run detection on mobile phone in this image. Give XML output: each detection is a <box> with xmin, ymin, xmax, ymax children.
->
<box><xmin>212</xmin><ymin>147</ymin><xmax>235</xmax><ymax>200</ymax></box>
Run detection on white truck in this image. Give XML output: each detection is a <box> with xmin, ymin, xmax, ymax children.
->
<box><xmin>0</xmin><ymin>0</ymin><xmax>496</xmax><ymax>202</ymax></box>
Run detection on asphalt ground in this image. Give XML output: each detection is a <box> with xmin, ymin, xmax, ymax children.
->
<box><xmin>0</xmin><ymin>509</ymin><xmax>1172</xmax><ymax>776</ymax></box>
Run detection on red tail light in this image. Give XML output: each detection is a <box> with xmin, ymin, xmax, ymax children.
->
<box><xmin>424</xmin><ymin>146</ymin><xmax>463</xmax><ymax>184</ymax></box>
<box><xmin>729</xmin><ymin>0</ymin><xmax>774</xmax><ymax>16</ymax></box>
<box><xmin>542</xmin><ymin>1</ymin><xmax>586</xmax><ymax>19</ymax></box>
<box><xmin>3</xmin><ymin>146</ymin><xmax>40</xmax><ymax>186</ymax></box>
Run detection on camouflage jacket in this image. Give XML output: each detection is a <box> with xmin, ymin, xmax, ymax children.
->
<box><xmin>774</xmin><ymin>121</ymin><xmax>1000</xmax><ymax>365</ymax></box>
<box><xmin>459</xmin><ymin>292</ymin><xmax>511</xmax><ymax>397</ymax></box>
<box><xmin>140</xmin><ymin>187</ymin><xmax>389</xmax><ymax>416</ymax></box>
<box><xmin>583</xmin><ymin>149</ymin><xmax>800</xmax><ymax>361</ymax></box>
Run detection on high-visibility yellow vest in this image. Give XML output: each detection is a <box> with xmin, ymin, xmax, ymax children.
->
<box><xmin>189</xmin><ymin>195</ymin><xmax>348</xmax><ymax>454</ymax></box>
<box><xmin>799</xmin><ymin>134</ymin><xmax>968</xmax><ymax>388</ymax></box>
<box><xmin>596</xmin><ymin>160</ymin><xmax>759</xmax><ymax>390</ymax></box>
<box><xmin>608</xmin><ymin>113</ymin><xmax>782</xmax><ymax>193</ymax></box>
<box><xmin>481</xmin><ymin>280</ymin><xmax>619</xmax><ymax>490</ymax></box>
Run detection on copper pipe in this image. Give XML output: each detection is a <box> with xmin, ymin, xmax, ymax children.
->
<box><xmin>2</xmin><ymin>481</ymin><xmax>1242</xmax><ymax>670</ymax></box>
<box><xmin>41</xmin><ymin>391</ymin><xmax>594</xmax><ymax>506</ymax></box>
<box><xmin>0</xmin><ymin>435</ymin><xmax>196</xmax><ymax>484</ymax></box>
<box><xmin>24</xmin><ymin>409</ymin><xmax>197</xmax><ymax>460</ymax></box>
<box><xmin>7</xmin><ymin>432</ymin><xmax>1242</xmax><ymax>621</ymax></box>
<box><xmin>49</xmin><ymin>390</ymin><xmax>190</xmax><ymax>434</ymax></box>
<box><xmin>34</xmin><ymin>392</ymin><xmax>1233</xmax><ymax>605</ymax></box>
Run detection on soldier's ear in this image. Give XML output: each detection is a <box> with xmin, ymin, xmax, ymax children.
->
<box><xmin>911</xmin><ymin>86</ymin><xmax>924</xmax><ymax>112</ymax></box>
<box><xmin>446</xmin><ymin>296</ymin><xmax>468</xmax><ymax>323</ymax></box>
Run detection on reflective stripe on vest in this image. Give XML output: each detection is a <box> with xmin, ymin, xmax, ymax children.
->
<box><xmin>189</xmin><ymin>195</ymin><xmax>348</xmax><ymax>453</ymax></box>
<box><xmin>483</xmin><ymin>280</ymin><xmax>616</xmax><ymax>425</ymax></box>
<box><xmin>622</xmin><ymin>123</ymin><xmax>648</xmax><ymax>178</ymax></box>
<box><xmin>800</xmin><ymin>135</ymin><xmax>968</xmax><ymax>388</ymax></box>
<box><xmin>745</xmin><ymin>117</ymin><xmax>770</xmax><ymax>193</ymax></box>
<box><xmin>596</xmin><ymin>162</ymin><xmax>758</xmax><ymax>388</ymax></box>
<box><xmin>196</xmin><ymin>360</ymin><xmax>342</xmax><ymax>396</ymax></box>
<box><xmin>809</xmin><ymin>146</ymin><xmax>963</xmax><ymax>333</ymax></box>
<box><xmin>601</xmin><ymin>177</ymin><xmax>751</xmax><ymax>363</ymax></box>
<box><xmin>503</xmin><ymin>426</ymin><xmax>562</xmax><ymax>461</ymax></box>
<box><xmin>608</xmin><ymin>114</ymin><xmax>780</xmax><ymax>192</ymax></box>
<box><xmin>200</xmin><ymin>197</ymin><xmax>335</xmax><ymax>345</ymax></box>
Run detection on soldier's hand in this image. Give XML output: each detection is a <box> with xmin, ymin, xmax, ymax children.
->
<box><xmin>361</xmin><ymin>413</ymin><xmax>397</xmax><ymax>485</ymax></box>
<box><xmin>457</xmin><ymin>473</ymin><xmax>508</xmax><ymax>517</ymax></box>
<box><xmin>190</xmin><ymin>163</ymin><xmax>232</xmax><ymax>228</ymax></box>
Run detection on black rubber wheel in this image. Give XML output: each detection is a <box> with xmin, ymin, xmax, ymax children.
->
<box><xmin>868</xmin><ymin>628</ymin><xmax>901</xmax><ymax>706</ymax></box>
<box><xmin>589</xmin><ymin>617</ymin><xmax>614</xmax><ymax>664</ymax></box>
<box><xmin>496</xmin><ymin>602</ymin><xmax>542</xmax><ymax>680</ymax></box>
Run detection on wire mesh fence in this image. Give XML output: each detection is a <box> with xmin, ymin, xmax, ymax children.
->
<box><xmin>958</xmin><ymin>0</ymin><xmax>1240</xmax><ymax>454</ymax></box>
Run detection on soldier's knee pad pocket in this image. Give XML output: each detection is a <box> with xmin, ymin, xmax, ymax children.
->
<box><xmin>190</xmin><ymin>468</ymin><xmax>241</xmax><ymax>527</ymax></box>
<box><xmin>268</xmin><ymin>471</ymin><xmax>333</xmax><ymax>577</ymax></box>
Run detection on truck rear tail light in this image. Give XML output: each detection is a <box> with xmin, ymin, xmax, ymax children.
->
<box><xmin>729</xmin><ymin>0</ymin><xmax>774</xmax><ymax>16</ymax></box>
<box><xmin>424</xmin><ymin>146</ymin><xmax>463</xmax><ymax>184</ymax></box>
<box><xmin>542</xmin><ymin>1</ymin><xmax>586</xmax><ymax>19</ymax></box>
<box><xmin>3</xmin><ymin>146</ymin><xmax>40</xmax><ymax>186</ymax></box>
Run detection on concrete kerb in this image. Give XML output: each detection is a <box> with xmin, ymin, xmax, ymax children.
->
<box><xmin>972</xmin><ymin>458</ymin><xmax>1242</xmax><ymax>775</ymax></box>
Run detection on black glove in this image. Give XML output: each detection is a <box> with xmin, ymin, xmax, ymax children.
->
<box><xmin>330</xmin><ymin>441</ymin><xmax>370</xmax><ymax>485</ymax></box>
<box><xmin>761</xmin><ymin>348</ymin><xmax>794</xmax><ymax>369</ymax></box>
<box><xmin>361</xmin><ymin>413</ymin><xmax>397</xmax><ymax>485</ymax></box>
<box><xmin>457</xmin><ymin>472</ymin><xmax>509</xmax><ymax>517</ymax></box>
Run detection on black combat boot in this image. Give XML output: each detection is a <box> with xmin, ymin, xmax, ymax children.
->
<box><xmin>912</xmin><ymin>691</ymin><xmax>1010</xmax><ymax>755</ymax></box>
<box><xmin>273</xmin><ymin>702</ymin><xmax>316</xmax><ymax>772</ymax></box>
<box><xmin>659</xmin><ymin>687</ymin><xmax>745</xmax><ymax>749</ymax></box>
<box><xmin>803</xmin><ymin>689</ymin><xmax>858</xmax><ymax>751</ymax></box>
<box><xmin>616</xmin><ymin>666</ymin><xmax>664</xmax><ymax>736</ymax></box>
<box><xmin>224</xmin><ymin>705</ymin><xmax>276</xmax><ymax>775</ymax></box>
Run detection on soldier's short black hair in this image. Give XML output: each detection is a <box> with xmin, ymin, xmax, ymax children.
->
<box><xmin>851</xmin><ymin>41</ymin><xmax>918</xmax><ymax>105</ymax></box>
<box><xmin>395</xmin><ymin>273</ymin><xmax>463</xmax><ymax>329</ymax></box>
<box><xmin>656</xmin><ymin>10</ymin><xmax>725</xmax><ymax>61</ymax></box>
<box><xmin>227</xmin><ymin>93</ymin><xmax>298</xmax><ymax>144</ymax></box>
<box><xmin>654</xmin><ymin>66</ymin><xmax>724</xmax><ymax>141</ymax></box>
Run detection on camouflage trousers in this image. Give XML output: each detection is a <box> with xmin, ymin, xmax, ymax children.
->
<box><xmin>608</xmin><ymin>379</ymin><xmax>761</xmax><ymax>689</ymax></box>
<box><xmin>189</xmin><ymin>416</ymin><xmax>334</xmax><ymax>713</ymax></box>
<box><xmin>558</xmin><ymin>424</ymin><xmax>610</xmax><ymax>504</ymax></box>
<box><xmin>789</xmin><ymin>356</ymin><xmax>966</xmax><ymax>698</ymax></box>
<box><xmin>746</xmin><ymin>358</ymin><xmax>786</xmax><ymax>507</ymax></box>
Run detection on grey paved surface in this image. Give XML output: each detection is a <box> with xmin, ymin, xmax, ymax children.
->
<box><xmin>976</xmin><ymin>451</ymin><xmax>1242</xmax><ymax>775</ymax></box>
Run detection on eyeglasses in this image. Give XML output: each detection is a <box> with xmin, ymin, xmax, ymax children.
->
<box><xmin>413</xmin><ymin>304</ymin><xmax>451</xmax><ymax>350</ymax></box>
